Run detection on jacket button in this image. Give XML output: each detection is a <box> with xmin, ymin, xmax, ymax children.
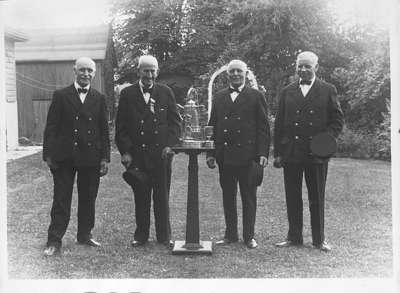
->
<box><xmin>74</xmin><ymin>142</ymin><xmax>78</xmax><ymax>146</ymax></box>
<box><xmin>140</xmin><ymin>131</ymin><xmax>144</xmax><ymax>135</ymax></box>
<box><xmin>295</xmin><ymin>122</ymin><xmax>299</xmax><ymax>126</ymax></box>
<box><xmin>75</xmin><ymin>116</ymin><xmax>79</xmax><ymax>120</ymax></box>
<box><xmin>223</xmin><ymin>129</ymin><xmax>227</xmax><ymax>133</ymax></box>
<box><xmin>295</xmin><ymin>136</ymin><xmax>299</xmax><ymax>139</ymax></box>
<box><xmin>224</xmin><ymin>142</ymin><xmax>228</xmax><ymax>146</ymax></box>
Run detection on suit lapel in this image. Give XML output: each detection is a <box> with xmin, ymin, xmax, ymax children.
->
<box><xmin>220</xmin><ymin>88</ymin><xmax>234</xmax><ymax>117</ymax></box>
<box><xmin>65</xmin><ymin>84</ymin><xmax>83</xmax><ymax>112</ymax></box>
<box><xmin>288</xmin><ymin>80</ymin><xmax>318</xmax><ymax>111</ymax></box>
<box><xmin>300</xmin><ymin>78</ymin><xmax>321</xmax><ymax>110</ymax></box>
<box><xmin>230</xmin><ymin>86</ymin><xmax>248</xmax><ymax>112</ymax></box>
<box><xmin>81</xmin><ymin>87</ymin><xmax>96</xmax><ymax>112</ymax></box>
<box><xmin>131</xmin><ymin>82</ymin><xmax>151</xmax><ymax>118</ymax></box>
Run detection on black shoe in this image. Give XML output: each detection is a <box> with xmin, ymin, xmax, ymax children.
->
<box><xmin>159</xmin><ymin>239</ymin><xmax>174</xmax><ymax>248</ymax></box>
<box><xmin>215</xmin><ymin>238</ymin><xmax>238</xmax><ymax>245</ymax></box>
<box><xmin>245</xmin><ymin>238</ymin><xmax>258</xmax><ymax>249</ymax></box>
<box><xmin>131</xmin><ymin>239</ymin><xmax>146</xmax><ymax>247</ymax></box>
<box><xmin>77</xmin><ymin>238</ymin><xmax>101</xmax><ymax>247</ymax></box>
<box><xmin>43</xmin><ymin>245</ymin><xmax>60</xmax><ymax>256</ymax></box>
<box><xmin>313</xmin><ymin>241</ymin><xmax>331</xmax><ymax>252</ymax></box>
<box><xmin>275</xmin><ymin>240</ymin><xmax>303</xmax><ymax>248</ymax></box>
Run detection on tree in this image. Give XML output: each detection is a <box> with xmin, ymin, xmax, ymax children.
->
<box><xmin>331</xmin><ymin>27</ymin><xmax>390</xmax><ymax>132</ymax></box>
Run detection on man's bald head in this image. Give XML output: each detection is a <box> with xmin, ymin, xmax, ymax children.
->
<box><xmin>75</xmin><ymin>57</ymin><xmax>96</xmax><ymax>71</ymax></box>
<box><xmin>296</xmin><ymin>51</ymin><xmax>318</xmax><ymax>66</ymax></box>
<box><xmin>227</xmin><ymin>59</ymin><xmax>248</xmax><ymax>73</ymax></box>
<box><xmin>138</xmin><ymin>55</ymin><xmax>159</xmax><ymax>69</ymax></box>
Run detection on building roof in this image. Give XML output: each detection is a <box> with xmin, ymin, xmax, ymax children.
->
<box><xmin>5</xmin><ymin>27</ymin><xmax>29</xmax><ymax>42</ymax></box>
<box><xmin>15</xmin><ymin>25</ymin><xmax>110</xmax><ymax>62</ymax></box>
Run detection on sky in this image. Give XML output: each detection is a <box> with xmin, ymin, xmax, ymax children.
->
<box><xmin>3</xmin><ymin>0</ymin><xmax>112</xmax><ymax>29</ymax></box>
<box><xmin>2</xmin><ymin>0</ymin><xmax>394</xmax><ymax>30</ymax></box>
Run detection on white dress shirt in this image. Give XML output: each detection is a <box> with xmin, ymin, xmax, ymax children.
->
<box><xmin>299</xmin><ymin>77</ymin><xmax>315</xmax><ymax>97</ymax></box>
<box><xmin>74</xmin><ymin>81</ymin><xmax>90</xmax><ymax>104</ymax></box>
<box><xmin>139</xmin><ymin>80</ymin><xmax>153</xmax><ymax>104</ymax></box>
<box><xmin>229</xmin><ymin>83</ymin><xmax>245</xmax><ymax>102</ymax></box>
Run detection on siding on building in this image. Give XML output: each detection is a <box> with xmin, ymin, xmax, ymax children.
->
<box><xmin>15</xmin><ymin>25</ymin><xmax>116</xmax><ymax>143</ymax></box>
<box><xmin>16</xmin><ymin>61</ymin><xmax>105</xmax><ymax>142</ymax></box>
<box><xmin>5</xmin><ymin>39</ymin><xmax>17</xmax><ymax>102</ymax></box>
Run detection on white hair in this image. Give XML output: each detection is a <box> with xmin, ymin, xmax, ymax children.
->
<box><xmin>74</xmin><ymin>57</ymin><xmax>96</xmax><ymax>70</ymax></box>
<box><xmin>138</xmin><ymin>55</ymin><xmax>159</xmax><ymax>68</ymax></box>
<box><xmin>296</xmin><ymin>51</ymin><xmax>318</xmax><ymax>65</ymax></box>
<box><xmin>226</xmin><ymin>59</ymin><xmax>248</xmax><ymax>72</ymax></box>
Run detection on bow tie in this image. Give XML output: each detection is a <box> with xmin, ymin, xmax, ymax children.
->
<box><xmin>299</xmin><ymin>79</ymin><xmax>312</xmax><ymax>86</ymax></box>
<box><xmin>229</xmin><ymin>87</ymin><xmax>240</xmax><ymax>94</ymax></box>
<box><xmin>77</xmin><ymin>88</ymin><xmax>88</xmax><ymax>94</ymax></box>
<box><xmin>143</xmin><ymin>87</ymin><xmax>153</xmax><ymax>94</ymax></box>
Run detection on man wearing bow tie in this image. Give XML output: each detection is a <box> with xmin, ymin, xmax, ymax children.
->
<box><xmin>206</xmin><ymin>59</ymin><xmax>271</xmax><ymax>249</ymax></box>
<box><xmin>273</xmin><ymin>51</ymin><xmax>344</xmax><ymax>252</ymax></box>
<box><xmin>115</xmin><ymin>55</ymin><xmax>181</xmax><ymax>248</ymax></box>
<box><xmin>42</xmin><ymin>57</ymin><xmax>110</xmax><ymax>256</ymax></box>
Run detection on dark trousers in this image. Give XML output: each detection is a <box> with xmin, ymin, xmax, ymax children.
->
<box><xmin>283</xmin><ymin>162</ymin><xmax>328</xmax><ymax>245</ymax></box>
<box><xmin>218</xmin><ymin>164</ymin><xmax>257</xmax><ymax>242</ymax></box>
<box><xmin>131</xmin><ymin>159</ymin><xmax>171</xmax><ymax>243</ymax></box>
<box><xmin>47</xmin><ymin>161</ymin><xmax>100</xmax><ymax>248</ymax></box>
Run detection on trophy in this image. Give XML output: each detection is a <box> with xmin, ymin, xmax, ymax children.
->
<box><xmin>180</xmin><ymin>87</ymin><xmax>213</xmax><ymax>149</ymax></box>
<box><xmin>203</xmin><ymin>126</ymin><xmax>214</xmax><ymax>148</ymax></box>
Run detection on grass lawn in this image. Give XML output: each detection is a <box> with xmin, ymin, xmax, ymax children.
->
<box><xmin>7</xmin><ymin>152</ymin><xmax>392</xmax><ymax>278</ymax></box>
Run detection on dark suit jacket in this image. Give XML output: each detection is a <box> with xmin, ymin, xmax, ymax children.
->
<box><xmin>207</xmin><ymin>86</ymin><xmax>271</xmax><ymax>166</ymax></box>
<box><xmin>43</xmin><ymin>84</ymin><xmax>110</xmax><ymax>167</ymax></box>
<box><xmin>115</xmin><ymin>82</ymin><xmax>181</xmax><ymax>169</ymax></box>
<box><xmin>273</xmin><ymin>78</ymin><xmax>344</xmax><ymax>163</ymax></box>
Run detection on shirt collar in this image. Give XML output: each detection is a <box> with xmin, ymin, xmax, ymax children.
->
<box><xmin>74</xmin><ymin>81</ymin><xmax>90</xmax><ymax>91</ymax></box>
<box><xmin>299</xmin><ymin>76</ymin><xmax>316</xmax><ymax>87</ymax></box>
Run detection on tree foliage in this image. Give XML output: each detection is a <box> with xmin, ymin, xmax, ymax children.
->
<box><xmin>110</xmin><ymin>0</ymin><xmax>391</xmax><ymax>159</ymax></box>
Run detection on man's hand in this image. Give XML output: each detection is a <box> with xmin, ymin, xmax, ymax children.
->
<box><xmin>121</xmin><ymin>153</ymin><xmax>133</xmax><ymax>169</ymax></box>
<box><xmin>162</xmin><ymin>146</ymin><xmax>174</xmax><ymax>159</ymax></box>
<box><xmin>206</xmin><ymin>156</ymin><xmax>216</xmax><ymax>169</ymax></box>
<box><xmin>45</xmin><ymin>157</ymin><xmax>58</xmax><ymax>170</ymax></box>
<box><xmin>259</xmin><ymin>156</ymin><xmax>268</xmax><ymax>168</ymax></box>
<box><xmin>273</xmin><ymin>156</ymin><xmax>283</xmax><ymax>168</ymax></box>
<box><xmin>100</xmin><ymin>160</ymin><xmax>108</xmax><ymax>177</ymax></box>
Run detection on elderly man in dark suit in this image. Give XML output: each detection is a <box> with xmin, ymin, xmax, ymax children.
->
<box><xmin>43</xmin><ymin>57</ymin><xmax>110</xmax><ymax>256</ymax></box>
<box><xmin>273</xmin><ymin>51</ymin><xmax>344</xmax><ymax>252</ymax></box>
<box><xmin>206</xmin><ymin>59</ymin><xmax>270</xmax><ymax>249</ymax></box>
<box><xmin>115</xmin><ymin>55</ymin><xmax>181</xmax><ymax>248</ymax></box>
